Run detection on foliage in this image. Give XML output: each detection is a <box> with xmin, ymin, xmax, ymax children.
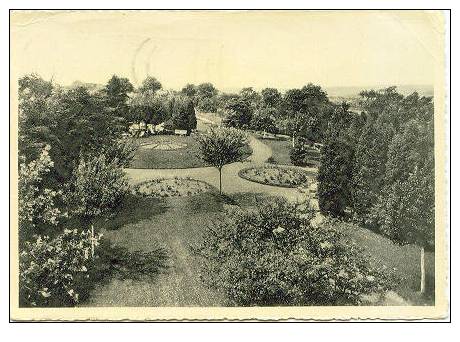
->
<box><xmin>222</xmin><ymin>97</ymin><xmax>253</xmax><ymax>129</ymax></box>
<box><xmin>138</xmin><ymin>76</ymin><xmax>162</xmax><ymax>95</ymax></box>
<box><xmin>196</xmin><ymin>127</ymin><xmax>248</xmax><ymax>193</ymax></box>
<box><xmin>239</xmin><ymin>87</ymin><xmax>261</xmax><ymax>110</ymax></box>
<box><xmin>69</xmin><ymin>154</ymin><xmax>130</xmax><ymax>221</ymax></box>
<box><xmin>351</xmin><ymin>119</ymin><xmax>394</xmax><ymax>222</ymax></box>
<box><xmin>128</xmin><ymin>90</ymin><xmax>170</xmax><ymax>124</ymax></box>
<box><xmin>100</xmin><ymin>138</ymin><xmax>139</xmax><ymax>168</ymax></box>
<box><xmin>170</xmin><ymin>96</ymin><xmax>197</xmax><ymax>133</ymax></box>
<box><xmin>181</xmin><ymin>83</ymin><xmax>197</xmax><ymax>98</ymax></box>
<box><xmin>195</xmin><ymin>82</ymin><xmax>218</xmax><ymax>112</ymax></box>
<box><xmin>318</xmin><ymin>138</ymin><xmax>355</xmax><ymax>217</ymax></box>
<box><xmin>196</xmin><ymin>127</ymin><xmax>248</xmax><ymax>170</ymax></box>
<box><xmin>372</xmin><ymin>166</ymin><xmax>435</xmax><ymax>248</ymax></box>
<box><xmin>372</xmin><ymin>119</ymin><xmax>435</xmax><ymax>248</ymax></box>
<box><xmin>289</xmin><ymin>137</ymin><xmax>320</xmax><ymax>166</ymax></box>
<box><xmin>260</xmin><ymin>87</ymin><xmax>282</xmax><ymax>109</ymax></box>
<box><xmin>18</xmin><ymin>145</ymin><xmax>66</xmax><ymax>238</ymax></box>
<box><xmin>18</xmin><ymin>75</ymin><xmax>129</xmax><ymax>181</ymax></box>
<box><xmin>278</xmin><ymin>84</ymin><xmax>331</xmax><ymax>141</ymax></box>
<box><xmin>102</xmin><ymin>75</ymin><xmax>134</xmax><ymax>112</ymax></box>
<box><xmin>19</xmin><ymin>228</ymin><xmax>102</xmax><ymax>307</ymax></box>
<box><xmin>250</xmin><ymin>108</ymin><xmax>278</xmax><ymax>134</ymax></box>
<box><xmin>198</xmin><ymin>198</ymin><xmax>391</xmax><ymax>306</ymax></box>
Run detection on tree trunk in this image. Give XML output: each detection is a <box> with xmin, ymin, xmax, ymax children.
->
<box><xmin>420</xmin><ymin>246</ymin><xmax>426</xmax><ymax>294</ymax></box>
<box><xmin>219</xmin><ymin>168</ymin><xmax>222</xmax><ymax>195</ymax></box>
<box><xmin>292</xmin><ymin>135</ymin><xmax>295</xmax><ymax>148</ymax></box>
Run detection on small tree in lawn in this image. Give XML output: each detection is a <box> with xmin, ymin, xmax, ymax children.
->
<box><xmin>196</xmin><ymin>127</ymin><xmax>248</xmax><ymax>194</ymax></box>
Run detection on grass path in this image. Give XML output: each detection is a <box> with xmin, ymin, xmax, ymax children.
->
<box><xmin>85</xmin><ymin>193</ymin><xmax>227</xmax><ymax>307</ymax></box>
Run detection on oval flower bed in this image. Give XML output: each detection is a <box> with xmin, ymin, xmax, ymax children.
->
<box><xmin>135</xmin><ymin>177</ymin><xmax>214</xmax><ymax>198</ymax></box>
<box><xmin>238</xmin><ymin>165</ymin><xmax>313</xmax><ymax>188</ymax></box>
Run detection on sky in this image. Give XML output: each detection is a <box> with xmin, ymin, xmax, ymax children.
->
<box><xmin>10</xmin><ymin>10</ymin><xmax>444</xmax><ymax>91</ymax></box>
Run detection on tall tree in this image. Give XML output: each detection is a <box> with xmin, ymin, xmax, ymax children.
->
<box><xmin>138</xmin><ymin>76</ymin><xmax>162</xmax><ymax>95</ymax></box>
<box><xmin>240</xmin><ymin>87</ymin><xmax>261</xmax><ymax>110</ymax></box>
<box><xmin>102</xmin><ymin>75</ymin><xmax>134</xmax><ymax>119</ymax></box>
<box><xmin>372</xmin><ymin>118</ymin><xmax>434</xmax><ymax>293</ymax></box>
<box><xmin>222</xmin><ymin>97</ymin><xmax>253</xmax><ymax>129</ymax></box>
<box><xmin>260</xmin><ymin>87</ymin><xmax>282</xmax><ymax>109</ymax></box>
<box><xmin>196</xmin><ymin>83</ymin><xmax>218</xmax><ymax>112</ymax></box>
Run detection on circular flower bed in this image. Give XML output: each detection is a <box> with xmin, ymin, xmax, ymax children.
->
<box><xmin>135</xmin><ymin>177</ymin><xmax>214</xmax><ymax>198</ymax></box>
<box><xmin>238</xmin><ymin>165</ymin><xmax>313</xmax><ymax>188</ymax></box>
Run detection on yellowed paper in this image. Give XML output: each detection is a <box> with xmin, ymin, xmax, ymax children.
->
<box><xmin>10</xmin><ymin>10</ymin><xmax>449</xmax><ymax>321</ymax></box>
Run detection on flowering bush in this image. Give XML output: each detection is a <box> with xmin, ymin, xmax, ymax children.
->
<box><xmin>19</xmin><ymin>229</ymin><xmax>102</xmax><ymax>307</ymax></box>
<box><xmin>70</xmin><ymin>154</ymin><xmax>130</xmax><ymax>220</ymax></box>
<box><xmin>198</xmin><ymin>197</ymin><xmax>392</xmax><ymax>306</ymax></box>
<box><xmin>19</xmin><ymin>145</ymin><xmax>66</xmax><ymax>236</ymax></box>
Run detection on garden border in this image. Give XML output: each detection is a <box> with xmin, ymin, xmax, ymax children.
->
<box><xmin>237</xmin><ymin>165</ymin><xmax>316</xmax><ymax>188</ymax></box>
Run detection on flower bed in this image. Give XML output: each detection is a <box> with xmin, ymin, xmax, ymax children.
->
<box><xmin>238</xmin><ymin>165</ymin><xmax>313</xmax><ymax>188</ymax></box>
<box><xmin>135</xmin><ymin>177</ymin><xmax>214</xmax><ymax>198</ymax></box>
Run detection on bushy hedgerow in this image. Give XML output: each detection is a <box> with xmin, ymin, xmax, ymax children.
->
<box><xmin>197</xmin><ymin>198</ymin><xmax>392</xmax><ymax>306</ymax></box>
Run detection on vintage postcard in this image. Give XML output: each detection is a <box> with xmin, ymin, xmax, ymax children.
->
<box><xmin>9</xmin><ymin>9</ymin><xmax>450</xmax><ymax>321</ymax></box>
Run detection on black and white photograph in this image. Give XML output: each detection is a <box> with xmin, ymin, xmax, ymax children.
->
<box><xmin>8</xmin><ymin>9</ymin><xmax>450</xmax><ymax>321</ymax></box>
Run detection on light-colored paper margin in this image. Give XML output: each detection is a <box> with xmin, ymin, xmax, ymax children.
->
<box><xmin>9</xmin><ymin>9</ymin><xmax>449</xmax><ymax>321</ymax></box>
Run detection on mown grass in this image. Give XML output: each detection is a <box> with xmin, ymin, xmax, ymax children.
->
<box><xmin>84</xmin><ymin>190</ymin><xmax>434</xmax><ymax>306</ymax></box>
<box><xmin>85</xmin><ymin>192</ymin><xmax>228</xmax><ymax>307</ymax></box>
<box><xmin>130</xmin><ymin>135</ymin><xmax>207</xmax><ymax>169</ymax></box>
<box><xmin>256</xmin><ymin>136</ymin><xmax>293</xmax><ymax>165</ymax></box>
<box><xmin>130</xmin><ymin>134</ymin><xmax>252</xmax><ymax>169</ymax></box>
<box><xmin>346</xmin><ymin>225</ymin><xmax>435</xmax><ymax>305</ymax></box>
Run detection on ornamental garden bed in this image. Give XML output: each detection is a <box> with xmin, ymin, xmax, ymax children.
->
<box><xmin>134</xmin><ymin>177</ymin><xmax>215</xmax><ymax>198</ymax></box>
<box><xmin>238</xmin><ymin>165</ymin><xmax>314</xmax><ymax>188</ymax></box>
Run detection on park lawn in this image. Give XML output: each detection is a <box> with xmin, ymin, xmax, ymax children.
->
<box><xmin>85</xmin><ymin>191</ymin><xmax>229</xmax><ymax>307</ymax></box>
<box><xmin>256</xmin><ymin>136</ymin><xmax>293</xmax><ymax>165</ymax></box>
<box><xmin>130</xmin><ymin>134</ymin><xmax>207</xmax><ymax>169</ymax></box>
<box><xmin>84</xmin><ymin>190</ymin><xmax>434</xmax><ymax>306</ymax></box>
<box><xmin>346</xmin><ymin>225</ymin><xmax>435</xmax><ymax>305</ymax></box>
<box><xmin>130</xmin><ymin>134</ymin><xmax>252</xmax><ymax>170</ymax></box>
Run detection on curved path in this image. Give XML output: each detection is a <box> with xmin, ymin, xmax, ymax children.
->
<box><xmin>125</xmin><ymin>135</ymin><xmax>316</xmax><ymax>203</ymax></box>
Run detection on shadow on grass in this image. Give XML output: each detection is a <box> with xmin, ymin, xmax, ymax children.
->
<box><xmin>77</xmin><ymin>238</ymin><xmax>170</xmax><ymax>305</ymax></box>
<box><xmin>94</xmin><ymin>193</ymin><xmax>168</xmax><ymax>231</ymax></box>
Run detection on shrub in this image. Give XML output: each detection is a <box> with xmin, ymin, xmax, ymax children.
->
<box><xmin>266</xmin><ymin>156</ymin><xmax>277</xmax><ymax>164</ymax></box>
<box><xmin>197</xmin><ymin>198</ymin><xmax>391</xmax><ymax>306</ymax></box>
<box><xmin>289</xmin><ymin>138</ymin><xmax>319</xmax><ymax>166</ymax></box>
<box><xmin>100</xmin><ymin>138</ymin><xmax>139</xmax><ymax>168</ymax></box>
<box><xmin>69</xmin><ymin>154</ymin><xmax>130</xmax><ymax>221</ymax></box>
<box><xmin>19</xmin><ymin>229</ymin><xmax>102</xmax><ymax>307</ymax></box>
<box><xmin>18</xmin><ymin>145</ymin><xmax>66</xmax><ymax>239</ymax></box>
